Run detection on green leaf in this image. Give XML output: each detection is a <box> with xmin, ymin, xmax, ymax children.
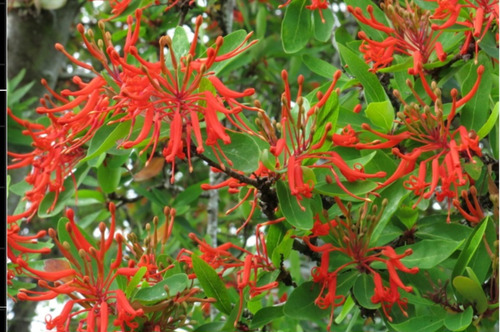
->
<box><xmin>193</xmin><ymin>322</ymin><xmax>226</xmax><ymax>332</ymax></box>
<box><xmin>335</xmin><ymin>295</ymin><xmax>355</xmax><ymax>324</ymax></box>
<box><xmin>452</xmin><ymin>217</ymin><xmax>488</xmax><ymax>281</ymax></box>
<box><xmin>284</xmin><ymin>281</ymin><xmax>329</xmax><ymax>320</ymax></box>
<box><xmin>203</xmin><ymin>131</ymin><xmax>261</xmax><ymax>173</ymax></box>
<box><xmin>192</xmin><ymin>255</ymin><xmax>232</xmax><ymax>315</ymax></box>
<box><xmin>276</xmin><ymin>180</ymin><xmax>313</xmax><ymax>230</ymax></box>
<box><xmin>444</xmin><ymin>306</ymin><xmax>473</xmax><ymax>331</ymax></box>
<box><xmin>250</xmin><ymin>305</ymin><xmax>284</xmax><ymax>329</ymax></box>
<box><xmin>266</xmin><ymin>223</ymin><xmax>287</xmax><ymax>264</ymax></box>
<box><xmin>38</xmin><ymin>166</ymin><xmax>90</xmax><ymax>218</ymax></box>
<box><xmin>97</xmin><ymin>164</ymin><xmax>122</xmax><ymax>194</ymax></box>
<box><xmin>456</xmin><ymin>53</ymin><xmax>493</xmax><ymax>132</ymax></box>
<box><xmin>281</xmin><ymin>0</ymin><xmax>312</xmax><ymax>54</ymax></box>
<box><xmin>313</xmin><ymin>8</ymin><xmax>334</xmax><ymax>42</ymax></box>
<box><xmin>365</xmin><ymin>101</ymin><xmax>394</xmax><ymax>133</ymax></box>
<box><xmin>271</xmin><ymin>230</ymin><xmax>294</xmax><ymax>268</ymax></box>
<box><xmin>125</xmin><ymin>266</ymin><xmax>148</xmax><ymax>298</ymax></box>
<box><xmin>453</xmin><ymin>276</ymin><xmax>488</xmax><ymax>314</ymax></box>
<box><xmin>389</xmin><ymin>316</ymin><xmax>444</xmax><ymax>332</ymax></box>
<box><xmin>80</xmin><ymin>120</ymin><xmax>131</xmax><ymax>163</ymax></box>
<box><xmin>477</xmin><ymin>102</ymin><xmax>499</xmax><ymax>139</ymax></box>
<box><xmin>134</xmin><ymin>273</ymin><xmax>189</xmax><ymax>304</ymax></box>
<box><xmin>353</xmin><ymin>274</ymin><xmax>379</xmax><ymax>309</ymax></box>
<box><xmin>302</xmin><ymin>55</ymin><xmax>340</xmax><ymax>79</ymax></box>
<box><xmin>396</xmin><ymin>205</ymin><xmax>419</xmax><ymax>229</ymax></box>
<box><xmin>398</xmin><ymin>239</ymin><xmax>463</xmax><ymax>269</ymax></box>
<box><xmin>172</xmin><ymin>26</ymin><xmax>190</xmax><ymax>58</ymax></box>
<box><xmin>338</xmin><ymin>43</ymin><xmax>387</xmax><ymax>103</ymax></box>
<box><xmin>416</xmin><ymin>219</ymin><xmax>472</xmax><ymax>242</ymax></box>
<box><xmin>463</xmin><ymin>156</ymin><xmax>484</xmax><ymax>181</ymax></box>
<box><xmin>256</xmin><ymin>5</ymin><xmax>267</xmax><ymax>39</ymax></box>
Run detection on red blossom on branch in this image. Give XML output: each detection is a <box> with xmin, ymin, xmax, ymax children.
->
<box><xmin>348</xmin><ymin>0</ymin><xmax>447</xmax><ymax>74</ymax></box>
<box><xmin>333</xmin><ymin>66</ymin><xmax>485</xmax><ymax>221</ymax></box>
<box><xmin>303</xmin><ymin>199</ymin><xmax>418</xmax><ymax>329</ymax></box>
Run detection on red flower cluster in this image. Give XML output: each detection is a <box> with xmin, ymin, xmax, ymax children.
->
<box><xmin>303</xmin><ymin>199</ymin><xmax>418</xmax><ymax>330</ymax></box>
<box><xmin>431</xmin><ymin>0</ymin><xmax>499</xmax><ymax>56</ymax></box>
<box><xmin>269</xmin><ymin>70</ymin><xmax>386</xmax><ymax>205</ymax></box>
<box><xmin>348</xmin><ymin>0</ymin><xmax>447</xmax><ymax>74</ymax></box>
<box><xmin>17</xmin><ymin>203</ymin><xmax>144</xmax><ymax>331</ymax></box>
<box><xmin>333</xmin><ymin>66</ymin><xmax>485</xmax><ymax>221</ymax></box>
<box><xmin>10</xmin><ymin>8</ymin><xmax>259</xmax><ymax>223</ymax></box>
<box><xmin>8</xmin><ymin>108</ymin><xmax>86</xmax><ymax>223</ymax></box>
<box><xmin>178</xmin><ymin>231</ymin><xmax>278</xmax><ymax>325</ymax></box>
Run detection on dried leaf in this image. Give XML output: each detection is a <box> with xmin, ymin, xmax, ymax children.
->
<box><xmin>133</xmin><ymin>157</ymin><xmax>165</xmax><ymax>182</ymax></box>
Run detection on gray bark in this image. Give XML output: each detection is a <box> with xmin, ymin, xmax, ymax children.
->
<box><xmin>8</xmin><ymin>0</ymin><xmax>82</xmax><ymax>100</ymax></box>
<box><xmin>7</xmin><ymin>2</ymin><xmax>82</xmax><ymax>331</ymax></box>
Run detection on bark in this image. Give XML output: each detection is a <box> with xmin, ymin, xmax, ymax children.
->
<box><xmin>7</xmin><ymin>0</ymin><xmax>82</xmax><ymax>100</ymax></box>
<box><xmin>7</xmin><ymin>2</ymin><xmax>82</xmax><ymax>330</ymax></box>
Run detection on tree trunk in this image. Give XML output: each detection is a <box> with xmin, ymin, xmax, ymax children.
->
<box><xmin>7</xmin><ymin>0</ymin><xmax>82</xmax><ymax>100</ymax></box>
<box><xmin>7</xmin><ymin>2</ymin><xmax>82</xmax><ymax>330</ymax></box>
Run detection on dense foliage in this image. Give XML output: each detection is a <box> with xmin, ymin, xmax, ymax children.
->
<box><xmin>7</xmin><ymin>0</ymin><xmax>499</xmax><ymax>331</ymax></box>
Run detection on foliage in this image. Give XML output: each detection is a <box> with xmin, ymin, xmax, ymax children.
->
<box><xmin>7</xmin><ymin>0</ymin><xmax>499</xmax><ymax>331</ymax></box>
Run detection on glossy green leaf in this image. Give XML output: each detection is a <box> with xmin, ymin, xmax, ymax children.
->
<box><xmin>134</xmin><ymin>273</ymin><xmax>189</xmax><ymax>304</ymax></box>
<box><xmin>338</xmin><ymin>43</ymin><xmax>387</xmax><ymax>103</ymax></box>
<box><xmin>453</xmin><ymin>276</ymin><xmax>488</xmax><ymax>314</ymax></box>
<box><xmin>192</xmin><ymin>254</ymin><xmax>232</xmax><ymax>315</ymax></box>
<box><xmin>313</xmin><ymin>7</ymin><xmax>334</xmax><ymax>42</ymax></box>
<box><xmin>80</xmin><ymin>120</ymin><xmax>131</xmax><ymax>163</ymax></box>
<box><xmin>250</xmin><ymin>305</ymin><xmax>284</xmax><ymax>329</ymax></box>
<box><xmin>353</xmin><ymin>274</ymin><xmax>379</xmax><ymax>309</ymax></box>
<box><xmin>203</xmin><ymin>131</ymin><xmax>261</xmax><ymax>173</ymax></box>
<box><xmin>389</xmin><ymin>316</ymin><xmax>444</xmax><ymax>332</ymax></box>
<box><xmin>271</xmin><ymin>230</ymin><xmax>294</xmax><ymax>268</ymax></box>
<box><xmin>302</xmin><ymin>54</ymin><xmax>339</xmax><ymax>79</ymax></box>
<box><xmin>193</xmin><ymin>322</ymin><xmax>225</xmax><ymax>332</ymax></box>
<box><xmin>284</xmin><ymin>281</ymin><xmax>329</xmax><ymax>320</ymax></box>
<box><xmin>97</xmin><ymin>164</ymin><xmax>122</xmax><ymax>194</ymax></box>
<box><xmin>334</xmin><ymin>295</ymin><xmax>355</xmax><ymax>324</ymax></box>
<box><xmin>452</xmin><ymin>217</ymin><xmax>488</xmax><ymax>280</ymax></box>
<box><xmin>281</xmin><ymin>0</ymin><xmax>312</xmax><ymax>53</ymax></box>
<box><xmin>399</xmin><ymin>239</ymin><xmax>463</xmax><ymax>269</ymax></box>
<box><xmin>456</xmin><ymin>54</ymin><xmax>493</xmax><ymax>132</ymax></box>
<box><xmin>396</xmin><ymin>205</ymin><xmax>419</xmax><ymax>230</ymax></box>
<box><xmin>444</xmin><ymin>306</ymin><xmax>474</xmax><ymax>331</ymax></box>
<box><xmin>276</xmin><ymin>180</ymin><xmax>313</xmax><ymax>230</ymax></box>
<box><xmin>125</xmin><ymin>266</ymin><xmax>148</xmax><ymax>298</ymax></box>
<box><xmin>256</xmin><ymin>5</ymin><xmax>267</xmax><ymax>39</ymax></box>
<box><xmin>477</xmin><ymin>102</ymin><xmax>499</xmax><ymax>139</ymax></box>
<box><xmin>365</xmin><ymin>100</ymin><xmax>394</xmax><ymax>133</ymax></box>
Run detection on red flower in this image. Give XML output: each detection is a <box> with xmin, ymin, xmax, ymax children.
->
<box><xmin>267</xmin><ymin>70</ymin><xmax>386</xmax><ymax>206</ymax></box>
<box><xmin>17</xmin><ymin>204</ymin><xmax>144</xmax><ymax>331</ymax></box>
<box><xmin>8</xmin><ymin>109</ymin><xmax>85</xmax><ymax>223</ymax></box>
<box><xmin>333</xmin><ymin>66</ymin><xmax>485</xmax><ymax>221</ymax></box>
<box><xmin>303</xmin><ymin>200</ymin><xmax>418</xmax><ymax>329</ymax></box>
<box><xmin>348</xmin><ymin>1</ymin><xmax>447</xmax><ymax>74</ymax></box>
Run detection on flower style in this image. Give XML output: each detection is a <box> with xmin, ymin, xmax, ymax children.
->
<box><xmin>16</xmin><ymin>203</ymin><xmax>144</xmax><ymax>331</ymax></box>
<box><xmin>303</xmin><ymin>199</ymin><xmax>419</xmax><ymax>330</ymax></box>
<box><xmin>348</xmin><ymin>0</ymin><xmax>447</xmax><ymax>74</ymax></box>
<box><xmin>333</xmin><ymin>66</ymin><xmax>485</xmax><ymax>221</ymax></box>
